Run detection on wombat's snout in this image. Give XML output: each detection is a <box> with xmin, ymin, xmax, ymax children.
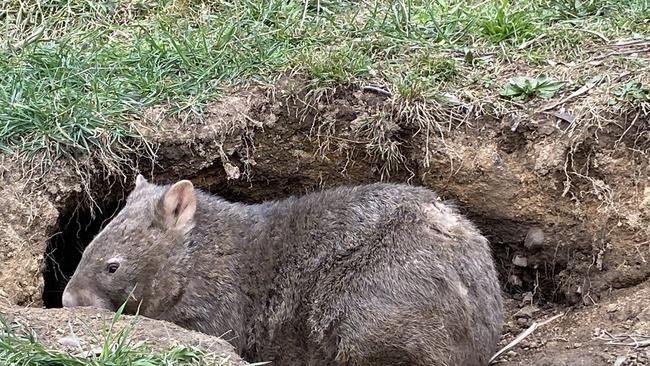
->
<box><xmin>61</xmin><ymin>286</ymin><xmax>86</xmax><ymax>307</ymax></box>
<box><xmin>62</xmin><ymin>285</ymin><xmax>98</xmax><ymax>308</ymax></box>
<box><xmin>61</xmin><ymin>289</ymin><xmax>78</xmax><ymax>307</ymax></box>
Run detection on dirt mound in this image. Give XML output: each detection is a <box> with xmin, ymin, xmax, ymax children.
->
<box><xmin>0</xmin><ymin>300</ymin><xmax>246</xmax><ymax>365</ymax></box>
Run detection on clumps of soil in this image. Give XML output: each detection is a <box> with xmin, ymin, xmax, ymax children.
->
<box><xmin>0</xmin><ymin>161</ymin><xmax>61</xmax><ymax>306</ymax></box>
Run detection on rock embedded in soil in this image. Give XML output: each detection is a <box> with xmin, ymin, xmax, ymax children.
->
<box><xmin>512</xmin><ymin>255</ymin><xmax>528</xmax><ymax>267</ymax></box>
<box><xmin>524</xmin><ymin>227</ymin><xmax>545</xmax><ymax>250</ymax></box>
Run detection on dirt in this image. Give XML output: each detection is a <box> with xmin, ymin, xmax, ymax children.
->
<box><xmin>0</xmin><ymin>73</ymin><xmax>648</xmax><ymax>364</ymax></box>
<box><xmin>497</xmin><ymin>280</ymin><xmax>650</xmax><ymax>365</ymax></box>
<box><xmin>0</xmin><ymin>159</ymin><xmax>66</xmax><ymax>306</ymax></box>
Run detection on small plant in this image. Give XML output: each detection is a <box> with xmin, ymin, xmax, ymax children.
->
<box><xmin>481</xmin><ymin>0</ymin><xmax>538</xmax><ymax>43</ymax></box>
<box><xmin>500</xmin><ymin>76</ymin><xmax>565</xmax><ymax>100</ymax></box>
<box><xmin>614</xmin><ymin>81</ymin><xmax>650</xmax><ymax>103</ymax></box>
<box><xmin>295</xmin><ymin>43</ymin><xmax>372</xmax><ymax>85</ymax></box>
<box><xmin>388</xmin><ymin>71</ymin><xmax>439</xmax><ymax>101</ymax></box>
<box><xmin>418</xmin><ymin>54</ymin><xmax>458</xmax><ymax>82</ymax></box>
<box><xmin>545</xmin><ymin>0</ymin><xmax>608</xmax><ymax>20</ymax></box>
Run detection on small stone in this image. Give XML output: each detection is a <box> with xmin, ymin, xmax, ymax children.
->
<box><xmin>508</xmin><ymin>274</ymin><xmax>523</xmax><ymax>287</ymax></box>
<box><xmin>46</xmin><ymin>184</ymin><xmax>60</xmax><ymax>195</ymax></box>
<box><xmin>515</xmin><ymin>305</ymin><xmax>540</xmax><ymax>319</ymax></box>
<box><xmin>524</xmin><ymin>227</ymin><xmax>545</xmax><ymax>250</ymax></box>
<box><xmin>222</xmin><ymin>162</ymin><xmax>241</xmax><ymax>180</ymax></box>
<box><xmin>512</xmin><ymin>255</ymin><xmax>528</xmax><ymax>267</ymax></box>
<box><xmin>442</xmin><ymin>93</ymin><xmax>462</xmax><ymax>105</ymax></box>
<box><xmin>606</xmin><ymin>303</ymin><xmax>619</xmax><ymax>313</ymax></box>
<box><xmin>58</xmin><ymin>336</ymin><xmax>81</xmax><ymax>348</ymax></box>
<box><xmin>506</xmin><ymin>350</ymin><xmax>517</xmax><ymax>357</ymax></box>
<box><xmin>573</xmin><ymin>342</ymin><xmax>582</xmax><ymax>348</ymax></box>
<box><xmin>519</xmin><ymin>340</ymin><xmax>530</xmax><ymax>348</ymax></box>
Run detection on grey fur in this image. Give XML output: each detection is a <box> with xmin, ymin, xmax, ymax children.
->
<box><xmin>62</xmin><ymin>177</ymin><xmax>504</xmax><ymax>365</ymax></box>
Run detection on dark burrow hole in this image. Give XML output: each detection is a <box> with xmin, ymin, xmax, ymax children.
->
<box><xmin>42</xmin><ymin>180</ymin><xmax>566</xmax><ymax>308</ymax></box>
<box><xmin>42</xmin><ymin>182</ymin><xmax>257</xmax><ymax>308</ymax></box>
<box><xmin>42</xmin><ymin>197</ymin><xmax>124</xmax><ymax>308</ymax></box>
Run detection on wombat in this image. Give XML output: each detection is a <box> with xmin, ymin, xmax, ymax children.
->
<box><xmin>62</xmin><ymin>175</ymin><xmax>504</xmax><ymax>365</ymax></box>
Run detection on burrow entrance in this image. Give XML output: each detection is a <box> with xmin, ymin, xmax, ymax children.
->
<box><xmin>42</xmin><ymin>197</ymin><xmax>125</xmax><ymax>308</ymax></box>
<box><xmin>41</xmin><ymin>178</ymin><xmax>260</xmax><ymax>308</ymax></box>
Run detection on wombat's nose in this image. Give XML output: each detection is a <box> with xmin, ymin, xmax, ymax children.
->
<box><xmin>61</xmin><ymin>289</ymin><xmax>78</xmax><ymax>307</ymax></box>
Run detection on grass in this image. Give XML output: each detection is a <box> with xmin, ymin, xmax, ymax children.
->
<box><xmin>0</xmin><ymin>304</ymin><xmax>201</xmax><ymax>365</ymax></box>
<box><xmin>1</xmin><ymin>0</ymin><xmax>648</xmax><ymax>164</ymax></box>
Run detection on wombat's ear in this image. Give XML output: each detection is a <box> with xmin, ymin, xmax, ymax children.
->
<box><xmin>135</xmin><ymin>174</ymin><xmax>147</xmax><ymax>188</ymax></box>
<box><xmin>158</xmin><ymin>180</ymin><xmax>197</xmax><ymax>234</ymax></box>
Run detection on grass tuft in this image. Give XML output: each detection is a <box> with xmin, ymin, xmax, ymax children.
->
<box><xmin>481</xmin><ymin>0</ymin><xmax>539</xmax><ymax>44</ymax></box>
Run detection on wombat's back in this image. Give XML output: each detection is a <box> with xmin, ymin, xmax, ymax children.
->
<box><xmin>243</xmin><ymin>183</ymin><xmax>503</xmax><ymax>365</ymax></box>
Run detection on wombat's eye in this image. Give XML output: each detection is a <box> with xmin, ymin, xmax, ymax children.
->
<box><xmin>107</xmin><ymin>262</ymin><xmax>120</xmax><ymax>274</ymax></box>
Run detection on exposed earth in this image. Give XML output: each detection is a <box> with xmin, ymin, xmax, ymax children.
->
<box><xmin>1</xmin><ymin>67</ymin><xmax>649</xmax><ymax>364</ymax></box>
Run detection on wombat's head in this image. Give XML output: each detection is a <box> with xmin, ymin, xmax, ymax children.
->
<box><xmin>61</xmin><ymin>175</ymin><xmax>196</xmax><ymax>314</ymax></box>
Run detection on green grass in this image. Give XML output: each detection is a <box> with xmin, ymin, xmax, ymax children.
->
<box><xmin>1</xmin><ymin>0</ymin><xmax>648</xmax><ymax>163</ymax></box>
<box><xmin>480</xmin><ymin>1</ymin><xmax>539</xmax><ymax>44</ymax></box>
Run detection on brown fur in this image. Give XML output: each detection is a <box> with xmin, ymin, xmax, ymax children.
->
<box><xmin>63</xmin><ymin>176</ymin><xmax>504</xmax><ymax>365</ymax></box>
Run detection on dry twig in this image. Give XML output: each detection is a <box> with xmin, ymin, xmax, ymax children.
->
<box><xmin>488</xmin><ymin>312</ymin><xmax>565</xmax><ymax>364</ymax></box>
<box><xmin>538</xmin><ymin>75</ymin><xmax>605</xmax><ymax>112</ymax></box>
<box><xmin>362</xmin><ymin>84</ymin><xmax>392</xmax><ymax>97</ymax></box>
<box><xmin>597</xmin><ymin>332</ymin><xmax>650</xmax><ymax>348</ymax></box>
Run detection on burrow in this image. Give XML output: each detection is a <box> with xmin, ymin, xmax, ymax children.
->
<box><xmin>40</xmin><ymin>86</ymin><xmax>617</xmax><ymax>310</ymax></box>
